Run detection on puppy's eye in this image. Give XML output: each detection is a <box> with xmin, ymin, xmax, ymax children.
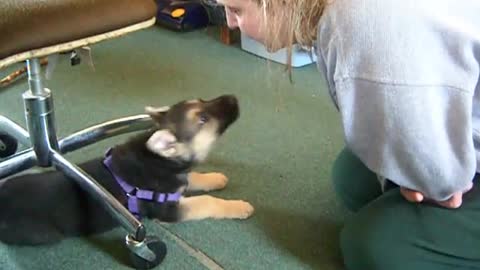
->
<box><xmin>199</xmin><ymin>113</ymin><xmax>209</xmax><ymax>124</ymax></box>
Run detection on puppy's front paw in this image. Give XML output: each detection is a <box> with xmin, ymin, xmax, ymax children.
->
<box><xmin>227</xmin><ymin>200</ymin><xmax>254</xmax><ymax>219</ymax></box>
<box><xmin>188</xmin><ymin>172</ymin><xmax>229</xmax><ymax>192</ymax></box>
<box><xmin>205</xmin><ymin>172</ymin><xmax>228</xmax><ymax>190</ymax></box>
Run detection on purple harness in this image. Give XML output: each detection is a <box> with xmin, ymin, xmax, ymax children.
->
<box><xmin>103</xmin><ymin>149</ymin><xmax>182</xmax><ymax>219</ymax></box>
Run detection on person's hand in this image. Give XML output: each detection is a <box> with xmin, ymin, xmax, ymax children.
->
<box><xmin>400</xmin><ymin>182</ymin><xmax>473</xmax><ymax>208</ymax></box>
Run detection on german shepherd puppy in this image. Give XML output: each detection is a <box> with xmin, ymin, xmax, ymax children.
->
<box><xmin>0</xmin><ymin>95</ymin><xmax>254</xmax><ymax>245</ymax></box>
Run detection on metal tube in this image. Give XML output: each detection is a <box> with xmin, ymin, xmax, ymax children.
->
<box><xmin>0</xmin><ymin>116</ymin><xmax>30</xmax><ymax>147</ymax></box>
<box><xmin>51</xmin><ymin>150</ymin><xmax>144</xmax><ymax>239</ymax></box>
<box><xmin>26</xmin><ymin>59</ymin><xmax>46</xmax><ymax>96</ymax></box>
<box><xmin>59</xmin><ymin>114</ymin><xmax>154</xmax><ymax>154</ymax></box>
<box><xmin>23</xmin><ymin>89</ymin><xmax>59</xmax><ymax>166</ymax></box>
<box><xmin>0</xmin><ymin>149</ymin><xmax>37</xmax><ymax>179</ymax></box>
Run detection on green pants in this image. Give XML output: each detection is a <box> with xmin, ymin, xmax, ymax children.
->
<box><xmin>332</xmin><ymin>148</ymin><xmax>480</xmax><ymax>270</ymax></box>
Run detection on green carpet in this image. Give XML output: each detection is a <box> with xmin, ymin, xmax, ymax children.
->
<box><xmin>0</xmin><ymin>26</ymin><xmax>348</xmax><ymax>269</ymax></box>
<box><xmin>0</xmin><ymin>220</ymin><xmax>207</xmax><ymax>270</ymax></box>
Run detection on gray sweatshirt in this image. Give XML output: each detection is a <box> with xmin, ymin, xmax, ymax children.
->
<box><xmin>316</xmin><ymin>0</ymin><xmax>480</xmax><ymax>201</ymax></box>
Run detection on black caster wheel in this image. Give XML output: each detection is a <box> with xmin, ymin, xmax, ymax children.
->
<box><xmin>0</xmin><ymin>133</ymin><xmax>18</xmax><ymax>158</ymax></box>
<box><xmin>127</xmin><ymin>235</ymin><xmax>167</xmax><ymax>269</ymax></box>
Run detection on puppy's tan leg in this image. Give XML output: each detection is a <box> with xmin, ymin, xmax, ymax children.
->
<box><xmin>187</xmin><ymin>172</ymin><xmax>228</xmax><ymax>192</ymax></box>
<box><xmin>179</xmin><ymin>195</ymin><xmax>254</xmax><ymax>221</ymax></box>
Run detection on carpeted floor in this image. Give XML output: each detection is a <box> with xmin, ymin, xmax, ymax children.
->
<box><xmin>0</xmin><ymin>25</ymin><xmax>349</xmax><ymax>270</ymax></box>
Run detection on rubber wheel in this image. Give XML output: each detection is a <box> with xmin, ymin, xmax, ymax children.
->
<box><xmin>0</xmin><ymin>134</ymin><xmax>18</xmax><ymax>158</ymax></box>
<box><xmin>129</xmin><ymin>237</ymin><xmax>167</xmax><ymax>269</ymax></box>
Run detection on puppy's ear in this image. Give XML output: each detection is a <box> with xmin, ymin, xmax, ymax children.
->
<box><xmin>145</xmin><ymin>106</ymin><xmax>170</xmax><ymax>123</ymax></box>
<box><xmin>146</xmin><ymin>129</ymin><xmax>177</xmax><ymax>158</ymax></box>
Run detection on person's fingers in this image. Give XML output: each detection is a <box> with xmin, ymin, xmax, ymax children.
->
<box><xmin>436</xmin><ymin>191</ymin><xmax>463</xmax><ymax>209</ymax></box>
<box><xmin>400</xmin><ymin>187</ymin><xmax>424</xmax><ymax>202</ymax></box>
<box><xmin>400</xmin><ymin>182</ymin><xmax>474</xmax><ymax>208</ymax></box>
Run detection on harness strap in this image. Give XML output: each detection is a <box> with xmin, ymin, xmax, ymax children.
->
<box><xmin>103</xmin><ymin>148</ymin><xmax>182</xmax><ymax>219</ymax></box>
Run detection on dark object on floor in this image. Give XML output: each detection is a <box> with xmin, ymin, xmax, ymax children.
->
<box><xmin>0</xmin><ymin>133</ymin><xmax>18</xmax><ymax>158</ymax></box>
<box><xmin>202</xmin><ymin>0</ymin><xmax>226</xmax><ymax>25</ymax></box>
<box><xmin>156</xmin><ymin>0</ymin><xmax>209</xmax><ymax>31</ymax></box>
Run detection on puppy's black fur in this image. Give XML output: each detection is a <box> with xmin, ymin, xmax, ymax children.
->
<box><xmin>0</xmin><ymin>95</ymin><xmax>239</xmax><ymax>245</ymax></box>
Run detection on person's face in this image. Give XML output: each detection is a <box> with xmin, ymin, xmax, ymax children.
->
<box><xmin>217</xmin><ymin>0</ymin><xmax>267</xmax><ymax>44</ymax></box>
<box><xmin>218</xmin><ymin>0</ymin><xmax>290</xmax><ymax>51</ymax></box>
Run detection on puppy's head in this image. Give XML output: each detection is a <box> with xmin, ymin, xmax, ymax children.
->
<box><xmin>144</xmin><ymin>95</ymin><xmax>239</xmax><ymax>162</ymax></box>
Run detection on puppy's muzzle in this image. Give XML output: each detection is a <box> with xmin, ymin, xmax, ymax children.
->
<box><xmin>205</xmin><ymin>95</ymin><xmax>239</xmax><ymax>134</ymax></box>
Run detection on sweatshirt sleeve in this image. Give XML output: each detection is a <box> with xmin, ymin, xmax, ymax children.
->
<box><xmin>316</xmin><ymin>0</ymin><xmax>479</xmax><ymax>201</ymax></box>
<box><xmin>335</xmin><ymin>78</ymin><xmax>476</xmax><ymax>201</ymax></box>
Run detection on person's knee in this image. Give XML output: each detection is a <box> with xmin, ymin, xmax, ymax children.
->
<box><xmin>340</xmin><ymin>217</ymin><xmax>396</xmax><ymax>270</ymax></box>
<box><xmin>339</xmin><ymin>191</ymin><xmax>415</xmax><ymax>270</ymax></box>
<box><xmin>331</xmin><ymin>148</ymin><xmax>381</xmax><ymax>212</ymax></box>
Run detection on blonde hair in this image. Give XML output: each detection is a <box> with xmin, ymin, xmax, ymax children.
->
<box><xmin>206</xmin><ymin>0</ymin><xmax>328</xmax><ymax>69</ymax></box>
<box><xmin>253</xmin><ymin>0</ymin><xmax>328</xmax><ymax>68</ymax></box>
